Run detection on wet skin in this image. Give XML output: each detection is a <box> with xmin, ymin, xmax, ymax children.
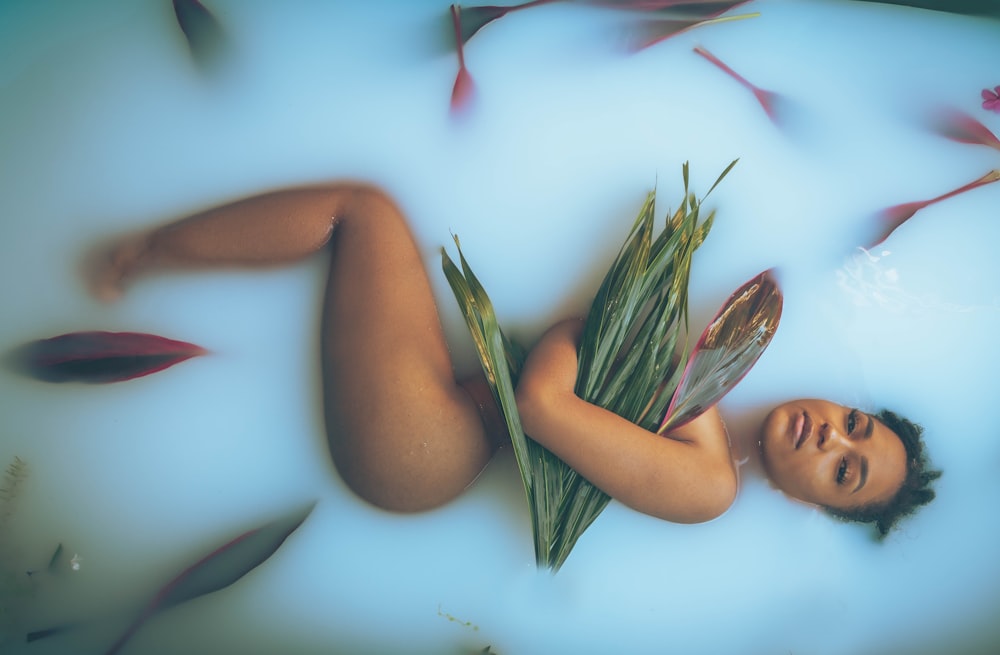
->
<box><xmin>758</xmin><ymin>399</ymin><xmax>908</xmax><ymax>511</ymax></box>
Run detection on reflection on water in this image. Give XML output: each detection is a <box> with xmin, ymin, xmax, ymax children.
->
<box><xmin>2</xmin><ymin>0</ymin><xmax>1000</xmax><ymax>654</ymax></box>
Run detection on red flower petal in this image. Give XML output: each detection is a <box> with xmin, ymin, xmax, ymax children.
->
<box><xmin>693</xmin><ymin>46</ymin><xmax>784</xmax><ymax>126</ymax></box>
<box><xmin>929</xmin><ymin>107</ymin><xmax>1000</xmax><ymax>151</ymax></box>
<box><xmin>867</xmin><ymin>169</ymin><xmax>1000</xmax><ymax>248</ymax></box>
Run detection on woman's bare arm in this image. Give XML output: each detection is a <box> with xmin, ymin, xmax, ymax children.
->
<box><xmin>515</xmin><ymin>318</ymin><xmax>737</xmax><ymax>523</ymax></box>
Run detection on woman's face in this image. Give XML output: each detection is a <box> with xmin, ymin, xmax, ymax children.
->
<box><xmin>758</xmin><ymin>399</ymin><xmax>907</xmax><ymax>511</ymax></box>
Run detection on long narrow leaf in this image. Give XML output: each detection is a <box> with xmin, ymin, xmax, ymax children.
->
<box><xmin>103</xmin><ymin>502</ymin><xmax>315</xmax><ymax>655</ymax></box>
<box><xmin>5</xmin><ymin>331</ymin><xmax>207</xmax><ymax>383</ymax></box>
<box><xmin>444</xmin><ymin>163</ymin><xmax>753</xmax><ymax>571</ymax></box>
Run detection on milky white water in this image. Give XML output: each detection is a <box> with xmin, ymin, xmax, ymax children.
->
<box><xmin>1</xmin><ymin>1</ymin><xmax>999</xmax><ymax>653</ymax></box>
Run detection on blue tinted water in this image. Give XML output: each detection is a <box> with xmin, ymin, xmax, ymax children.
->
<box><xmin>2</xmin><ymin>1</ymin><xmax>1000</xmax><ymax>654</ymax></box>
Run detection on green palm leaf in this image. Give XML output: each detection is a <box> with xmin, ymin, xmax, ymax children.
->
<box><xmin>444</xmin><ymin>161</ymin><xmax>761</xmax><ymax>571</ymax></box>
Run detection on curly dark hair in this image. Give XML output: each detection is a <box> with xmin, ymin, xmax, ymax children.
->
<box><xmin>822</xmin><ymin>409</ymin><xmax>941</xmax><ymax>539</ymax></box>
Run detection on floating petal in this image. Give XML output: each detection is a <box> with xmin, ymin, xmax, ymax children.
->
<box><xmin>868</xmin><ymin>169</ymin><xmax>1000</xmax><ymax>247</ymax></box>
<box><xmin>693</xmin><ymin>45</ymin><xmax>785</xmax><ymax>125</ymax></box>
<box><xmin>6</xmin><ymin>331</ymin><xmax>207</xmax><ymax>383</ymax></box>
<box><xmin>450</xmin><ymin>5</ymin><xmax>477</xmax><ymax>114</ymax></box>
<box><xmin>928</xmin><ymin>107</ymin><xmax>1000</xmax><ymax>151</ymax></box>
<box><xmin>172</xmin><ymin>0</ymin><xmax>225</xmax><ymax>69</ymax></box>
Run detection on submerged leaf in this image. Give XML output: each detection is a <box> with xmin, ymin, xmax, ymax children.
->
<box><xmin>693</xmin><ymin>45</ymin><xmax>785</xmax><ymax>126</ymax></box>
<box><xmin>659</xmin><ymin>269</ymin><xmax>782</xmax><ymax>433</ymax></box>
<box><xmin>172</xmin><ymin>0</ymin><xmax>225</xmax><ymax>69</ymax></box>
<box><xmin>928</xmin><ymin>107</ymin><xmax>1000</xmax><ymax>151</ymax></box>
<box><xmin>868</xmin><ymin>169</ymin><xmax>1000</xmax><ymax>247</ymax></box>
<box><xmin>5</xmin><ymin>331</ymin><xmax>207</xmax><ymax>383</ymax></box>
<box><xmin>103</xmin><ymin>502</ymin><xmax>315</xmax><ymax>655</ymax></box>
<box><xmin>445</xmin><ymin>163</ymin><xmax>747</xmax><ymax>571</ymax></box>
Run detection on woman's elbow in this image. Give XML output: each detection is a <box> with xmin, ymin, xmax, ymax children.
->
<box><xmin>690</xmin><ymin>468</ymin><xmax>738</xmax><ymax>523</ymax></box>
<box><xmin>649</xmin><ymin>466</ymin><xmax>737</xmax><ymax>524</ymax></box>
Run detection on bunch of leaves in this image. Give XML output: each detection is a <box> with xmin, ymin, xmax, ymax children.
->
<box><xmin>445</xmin><ymin>162</ymin><xmax>782</xmax><ymax>570</ymax></box>
<box><xmin>447</xmin><ymin>0</ymin><xmax>758</xmax><ymax>114</ymax></box>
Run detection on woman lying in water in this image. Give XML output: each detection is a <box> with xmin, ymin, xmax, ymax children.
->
<box><xmin>88</xmin><ymin>183</ymin><xmax>940</xmax><ymax>536</ymax></box>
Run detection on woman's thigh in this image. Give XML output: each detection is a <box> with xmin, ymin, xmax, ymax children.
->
<box><xmin>319</xmin><ymin>194</ymin><xmax>493</xmax><ymax>512</ymax></box>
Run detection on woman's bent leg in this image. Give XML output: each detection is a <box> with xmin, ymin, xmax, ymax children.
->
<box><xmin>320</xmin><ymin>190</ymin><xmax>497</xmax><ymax>512</ymax></box>
<box><xmin>89</xmin><ymin>184</ymin><xmax>498</xmax><ymax>512</ymax></box>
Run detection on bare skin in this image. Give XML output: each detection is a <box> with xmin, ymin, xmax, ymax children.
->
<box><xmin>89</xmin><ymin>183</ymin><xmax>500</xmax><ymax>512</ymax></box>
<box><xmin>83</xmin><ymin>183</ymin><xmax>764</xmax><ymax>522</ymax></box>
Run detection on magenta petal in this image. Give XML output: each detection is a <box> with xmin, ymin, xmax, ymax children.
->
<box><xmin>450</xmin><ymin>65</ymin><xmax>476</xmax><ymax>113</ymax></box>
<box><xmin>929</xmin><ymin>107</ymin><xmax>1000</xmax><ymax>151</ymax></box>
<box><xmin>983</xmin><ymin>88</ymin><xmax>998</xmax><ymax>102</ymax></box>
<box><xmin>868</xmin><ymin>170</ymin><xmax>1000</xmax><ymax>248</ymax></box>
<box><xmin>693</xmin><ymin>46</ymin><xmax>784</xmax><ymax>126</ymax></box>
<box><xmin>449</xmin><ymin>5</ymin><xmax>476</xmax><ymax>115</ymax></box>
<box><xmin>6</xmin><ymin>331</ymin><xmax>207</xmax><ymax>383</ymax></box>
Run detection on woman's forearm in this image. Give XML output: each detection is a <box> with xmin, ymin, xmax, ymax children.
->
<box><xmin>515</xmin><ymin>320</ymin><xmax>737</xmax><ymax>523</ymax></box>
<box><xmin>517</xmin><ymin>388</ymin><xmax>736</xmax><ymax>523</ymax></box>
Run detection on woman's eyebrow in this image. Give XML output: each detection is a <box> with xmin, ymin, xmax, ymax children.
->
<box><xmin>853</xmin><ymin>456</ymin><xmax>869</xmax><ymax>493</ymax></box>
<box><xmin>864</xmin><ymin>414</ymin><xmax>875</xmax><ymax>439</ymax></box>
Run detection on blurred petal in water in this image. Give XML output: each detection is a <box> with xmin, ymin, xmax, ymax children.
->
<box><xmin>6</xmin><ymin>331</ymin><xmax>207</xmax><ymax>383</ymax></box>
<box><xmin>172</xmin><ymin>0</ymin><xmax>225</xmax><ymax>70</ymax></box>
<box><xmin>981</xmin><ymin>86</ymin><xmax>1000</xmax><ymax>114</ymax></box>
<box><xmin>928</xmin><ymin>107</ymin><xmax>1000</xmax><ymax>151</ymax></box>
<box><xmin>867</xmin><ymin>169</ymin><xmax>1000</xmax><ymax>248</ymax></box>
<box><xmin>693</xmin><ymin>45</ymin><xmax>787</xmax><ymax>127</ymax></box>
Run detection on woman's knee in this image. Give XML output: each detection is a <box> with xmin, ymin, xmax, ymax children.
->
<box><xmin>327</xmin><ymin>406</ymin><xmax>495</xmax><ymax>513</ymax></box>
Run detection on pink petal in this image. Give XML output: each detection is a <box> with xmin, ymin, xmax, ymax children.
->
<box><xmin>693</xmin><ymin>46</ymin><xmax>784</xmax><ymax>126</ymax></box>
<box><xmin>868</xmin><ymin>169</ymin><xmax>1000</xmax><ymax>248</ymax></box>
<box><xmin>982</xmin><ymin>88</ymin><xmax>999</xmax><ymax>102</ymax></box>
<box><xmin>929</xmin><ymin>107</ymin><xmax>1000</xmax><ymax>151</ymax></box>
<box><xmin>449</xmin><ymin>5</ymin><xmax>476</xmax><ymax>115</ymax></box>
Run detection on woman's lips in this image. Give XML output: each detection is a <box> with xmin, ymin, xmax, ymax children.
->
<box><xmin>793</xmin><ymin>412</ymin><xmax>812</xmax><ymax>449</ymax></box>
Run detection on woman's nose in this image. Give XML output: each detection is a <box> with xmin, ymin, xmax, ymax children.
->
<box><xmin>817</xmin><ymin>423</ymin><xmax>848</xmax><ymax>450</ymax></box>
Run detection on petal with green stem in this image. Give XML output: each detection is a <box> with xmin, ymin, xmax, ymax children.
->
<box><xmin>867</xmin><ymin>169</ymin><xmax>1000</xmax><ymax>247</ymax></box>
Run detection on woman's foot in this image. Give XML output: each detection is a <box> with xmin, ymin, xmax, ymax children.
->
<box><xmin>82</xmin><ymin>232</ymin><xmax>151</xmax><ymax>302</ymax></box>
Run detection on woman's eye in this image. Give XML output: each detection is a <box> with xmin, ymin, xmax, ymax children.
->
<box><xmin>846</xmin><ymin>409</ymin><xmax>858</xmax><ymax>434</ymax></box>
<box><xmin>836</xmin><ymin>457</ymin><xmax>850</xmax><ymax>485</ymax></box>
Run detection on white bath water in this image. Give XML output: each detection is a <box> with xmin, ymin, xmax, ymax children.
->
<box><xmin>2</xmin><ymin>0</ymin><xmax>999</xmax><ymax>653</ymax></box>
